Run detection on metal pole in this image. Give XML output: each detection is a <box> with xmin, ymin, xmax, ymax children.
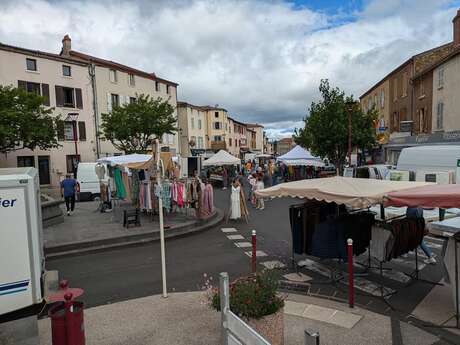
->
<box><xmin>252</xmin><ymin>230</ymin><xmax>257</xmax><ymax>273</ymax></box>
<box><xmin>220</xmin><ymin>272</ymin><xmax>229</xmax><ymax>345</ymax></box>
<box><xmin>348</xmin><ymin>108</ymin><xmax>352</xmax><ymax>166</ymax></box>
<box><xmin>156</xmin><ymin>138</ymin><xmax>168</xmax><ymax>298</ymax></box>
<box><xmin>347</xmin><ymin>238</ymin><xmax>354</xmax><ymax>308</ymax></box>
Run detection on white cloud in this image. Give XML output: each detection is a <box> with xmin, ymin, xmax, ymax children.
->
<box><xmin>0</xmin><ymin>0</ymin><xmax>458</xmax><ymax>139</ymax></box>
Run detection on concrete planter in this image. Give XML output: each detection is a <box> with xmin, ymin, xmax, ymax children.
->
<box><xmin>41</xmin><ymin>197</ymin><xmax>64</xmax><ymax>228</ymax></box>
<box><xmin>247</xmin><ymin>309</ymin><xmax>284</xmax><ymax>345</ymax></box>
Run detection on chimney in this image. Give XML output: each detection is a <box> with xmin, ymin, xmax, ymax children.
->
<box><xmin>453</xmin><ymin>9</ymin><xmax>460</xmax><ymax>47</ymax></box>
<box><xmin>61</xmin><ymin>34</ymin><xmax>71</xmax><ymax>56</ymax></box>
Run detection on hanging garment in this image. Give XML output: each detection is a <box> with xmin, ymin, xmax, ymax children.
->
<box><xmin>122</xmin><ymin>172</ymin><xmax>131</xmax><ymax>202</ymax></box>
<box><xmin>289</xmin><ymin>206</ymin><xmax>305</xmax><ymax>255</ymax></box>
<box><xmin>230</xmin><ymin>185</ymin><xmax>241</xmax><ymax>219</ymax></box>
<box><xmin>138</xmin><ymin>170</ymin><xmax>146</xmax><ymax>181</ymax></box>
<box><xmin>370</xmin><ymin>226</ymin><xmax>394</xmax><ymax>262</ymax></box>
<box><xmin>177</xmin><ymin>183</ymin><xmax>184</xmax><ymax>208</ymax></box>
<box><xmin>203</xmin><ymin>183</ymin><xmax>214</xmax><ymax>216</ymax></box>
<box><xmin>162</xmin><ymin>182</ymin><xmax>171</xmax><ymax>213</ymax></box>
<box><xmin>114</xmin><ymin>168</ymin><xmax>126</xmax><ymax>199</ymax></box>
<box><xmin>132</xmin><ymin>171</ymin><xmax>140</xmax><ymax>206</ymax></box>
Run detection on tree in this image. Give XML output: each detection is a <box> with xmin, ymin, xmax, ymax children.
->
<box><xmin>0</xmin><ymin>85</ymin><xmax>60</xmax><ymax>154</ymax></box>
<box><xmin>100</xmin><ymin>94</ymin><xmax>177</xmax><ymax>153</ymax></box>
<box><xmin>294</xmin><ymin>79</ymin><xmax>377</xmax><ymax>172</ymax></box>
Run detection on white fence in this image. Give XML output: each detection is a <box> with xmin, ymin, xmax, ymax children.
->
<box><xmin>219</xmin><ymin>272</ymin><xmax>271</xmax><ymax>345</ymax></box>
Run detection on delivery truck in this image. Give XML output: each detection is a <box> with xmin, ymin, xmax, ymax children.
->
<box><xmin>0</xmin><ymin>167</ymin><xmax>44</xmax><ymax>320</ymax></box>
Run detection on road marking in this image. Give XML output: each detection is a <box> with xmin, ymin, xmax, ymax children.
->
<box><xmin>245</xmin><ymin>250</ymin><xmax>268</xmax><ymax>257</ymax></box>
<box><xmin>234</xmin><ymin>242</ymin><xmax>252</xmax><ymax>248</ymax></box>
<box><xmin>221</xmin><ymin>228</ymin><xmax>238</xmax><ymax>233</ymax></box>
<box><xmin>297</xmin><ymin>258</ymin><xmax>395</xmax><ymax>297</ymax></box>
<box><xmin>283</xmin><ymin>272</ymin><xmax>312</xmax><ymax>282</ymax></box>
<box><xmin>226</xmin><ymin>234</ymin><xmax>245</xmax><ymax>240</ymax></box>
<box><xmin>353</xmin><ymin>262</ymin><xmax>411</xmax><ymax>284</ymax></box>
<box><xmin>392</xmin><ymin>257</ymin><xmax>426</xmax><ymax>271</ymax></box>
<box><xmin>261</xmin><ymin>260</ymin><xmax>286</xmax><ymax>269</ymax></box>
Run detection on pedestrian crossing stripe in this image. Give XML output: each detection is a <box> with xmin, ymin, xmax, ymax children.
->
<box><xmin>234</xmin><ymin>242</ymin><xmax>252</xmax><ymax>248</ymax></box>
<box><xmin>245</xmin><ymin>250</ymin><xmax>268</xmax><ymax>257</ymax></box>
<box><xmin>221</xmin><ymin>228</ymin><xmax>238</xmax><ymax>233</ymax></box>
<box><xmin>227</xmin><ymin>234</ymin><xmax>245</xmax><ymax>240</ymax></box>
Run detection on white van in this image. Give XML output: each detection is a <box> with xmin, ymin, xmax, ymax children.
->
<box><xmin>76</xmin><ymin>162</ymin><xmax>108</xmax><ymax>201</ymax></box>
<box><xmin>397</xmin><ymin>145</ymin><xmax>460</xmax><ymax>183</ymax></box>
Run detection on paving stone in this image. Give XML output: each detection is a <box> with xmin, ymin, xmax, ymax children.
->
<box><xmin>226</xmin><ymin>234</ymin><xmax>244</xmax><ymax>240</ymax></box>
<box><xmin>329</xmin><ymin>310</ymin><xmax>362</xmax><ymax>329</ymax></box>
<box><xmin>284</xmin><ymin>300</ymin><xmax>307</xmax><ymax>317</ymax></box>
<box><xmin>303</xmin><ymin>304</ymin><xmax>336</xmax><ymax>323</ymax></box>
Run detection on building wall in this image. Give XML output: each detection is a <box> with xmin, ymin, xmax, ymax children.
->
<box><xmin>360</xmin><ymin>80</ymin><xmax>390</xmax><ymax>133</ymax></box>
<box><xmin>0</xmin><ymin>48</ymin><xmax>95</xmax><ymax>187</ymax></box>
<box><xmin>93</xmin><ymin>65</ymin><xmax>179</xmax><ymax>156</ymax></box>
<box><xmin>413</xmin><ymin>72</ymin><xmax>433</xmax><ymax>134</ymax></box>
<box><xmin>227</xmin><ymin>118</ymin><xmax>238</xmax><ymax>156</ymax></box>
<box><xmin>177</xmin><ymin>104</ymin><xmax>207</xmax><ymax>156</ymax></box>
<box><xmin>247</xmin><ymin>126</ymin><xmax>264</xmax><ymax>153</ymax></box>
<box><xmin>432</xmin><ymin>54</ymin><xmax>460</xmax><ymax>131</ymax></box>
<box><xmin>205</xmin><ymin>108</ymin><xmax>228</xmax><ymax>150</ymax></box>
<box><xmin>389</xmin><ymin>62</ymin><xmax>413</xmax><ymax>132</ymax></box>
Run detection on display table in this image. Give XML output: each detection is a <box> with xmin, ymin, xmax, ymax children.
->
<box><xmin>428</xmin><ymin>217</ymin><xmax>460</xmax><ymax>328</ymax></box>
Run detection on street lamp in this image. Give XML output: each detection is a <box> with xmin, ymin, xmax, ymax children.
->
<box><xmin>345</xmin><ymin>101</ymin><xmax>356</xmax><ymax>166</ymax></box>
<box><xmin>66</xmin><ymin>113</ymin><xmax>79</xmax><ymax>177</ymax></box>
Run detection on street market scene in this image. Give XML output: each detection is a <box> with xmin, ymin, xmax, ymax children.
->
<box><xmin>3</xmin><ymin>1</ymin><xmax>460</xmax><ymax>345</ymax></box>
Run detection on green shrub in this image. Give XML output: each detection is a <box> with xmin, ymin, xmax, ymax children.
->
<box><xmin>209</xmin><ymin>270</ymin><xmax>284</xmax><ymax>320</ymax></box>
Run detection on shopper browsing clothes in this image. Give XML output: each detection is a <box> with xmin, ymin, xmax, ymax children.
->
<box><xmin>406</xmin><ymin>207</ymin><xmax>437</xmax><ymax>264</ymax></box>
<box><xmin>255</xmin><ymin>176</ymin><xmax>265</xmax><ymax>210</ymax></box>
<box><xmin>60</xmin><ymin>174</ymin><xmax>79</xmax><ymax>216</ymax></box>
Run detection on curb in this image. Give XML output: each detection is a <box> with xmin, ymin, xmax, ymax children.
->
<box><xmin>45</xmin><ymin>208</ymin><xmax>224</xmax><ymax>259</ymax></box>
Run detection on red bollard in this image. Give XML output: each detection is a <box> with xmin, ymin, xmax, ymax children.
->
<box><xmin>252</xmin><ymin>230</ymin><xmax>257</xmax><ymax>273</ymax></box>
<box><xmin>347</xmin><ymin>238</ymin><xmax>354</xmax><ymax>308</ymax></box>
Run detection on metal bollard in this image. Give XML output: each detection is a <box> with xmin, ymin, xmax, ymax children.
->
<box><xmin>252</xmin><ymin>230</ymin><xmax>257</xmax><ymax>273</ymax></box>
<box><xmin>304</xmin><ymin>329</ymin><xmax>320</xmax><ymax>345</ymax></box>
<box><xmin>347</xmin><ymin>238</ymin><xmax>354</xmax><ymax>308</ymax></box>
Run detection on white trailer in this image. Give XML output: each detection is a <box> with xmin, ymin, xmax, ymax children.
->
<box><xmin>0</xmin><ymin>168</ymin><xmax>44</xmax><ymax>317</ymax></box>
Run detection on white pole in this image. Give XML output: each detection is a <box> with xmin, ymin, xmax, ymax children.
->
<box><xmin>156</xmin><ymin>138</ymin><xmax>168</xmax><ymax>298</ymax></box>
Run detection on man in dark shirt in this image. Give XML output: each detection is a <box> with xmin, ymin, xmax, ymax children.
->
<box><xmin>61</xmin><ymin>174</ymin><xmax>78</xmax><ymax>216</ymax></box>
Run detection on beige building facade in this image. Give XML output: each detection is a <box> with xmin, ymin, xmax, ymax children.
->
<box><xmin>360</xmin><ymin>79</ymin><xmax>390</xmax><ymax>142</ymax></box>
<box><xmin>177</xmin><ymin>102</ymin><xmax>208</xmax><ymax>156</ymax></box>
<box><xmin>0</xmin><ymin>43</ymin><xmax>96</xmax><ymax>187</ymax></box>
<box><xmin>246</xmin><ymin>124</ymin><xmax>264</xmax><ymax>153</ymax></box>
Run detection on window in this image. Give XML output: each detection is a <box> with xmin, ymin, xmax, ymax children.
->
<box><xmin>129</xmin><ymin>97</ymin><xmax>136</xmax><ymax>104</ymax></box>
<box><xmin>17</xmin><ymin>156</ymin><xmax>35</xmax><ymax>167</ymax></box>
<box><xmin>191</xmin><ymin>136</ymin><xmax>197</xmax><ymax>145</ymax></box>
<box><xmin>166</xmin><ymin>85</ymin><xmax>170</xmax><ymax>94</ymax></box>
<box><xmin>128</xmin><ymin>73</ymin><xmax>135</xmax><ymax>86</ymax></box>
<box><xmin>437</xmin><ymin>102</ymin><xmax>444</xmax><ymax>130</ymax></box>
<box><xmin>380</xmin><ymin>90</ymin><xmax>385</xmax><ymax>108</ymax></box>
<box><xmin>374</xmin><ymin>94</ymin><xmax>377</xmax><ymax>108</ymax></box>
<box><xmin>62</xmin><ymin>65</ymin><xmax>71</xmax><ymax>77</ymax></box>
<box><xmin>26</xmin><ymin>82</ymin><xmax>41</xmax><ymax>95</ymax></box>
<box><xmin>402</xmin><ymin>72</ymin><xmax>408</xmax><ymax>97</ymax></box>
<box><xmin>214</xmin><ymin>135</ymin><xmax>222</xmax><ymax>142</ymax></box>
<box><xmin>393</xmin><ymin>78</ymin><xmax>398</xmax><ymax>101</ymax></box>
<box><xmin>63</xmin><ymin>87</ymin><xmax>75</xmax><ymax>107</ymax></box>
<box><xmin>419</xmin><ymin>108</ymin><xmax>425</xmax><ymax>133</ymax></box>
<box><xmin>26</xmin><ymin>58</ymin><xmax>37</xmax><ymax>71</ymax></box>
<box><xmin>111</xmin><ymin>94</ymin><xmax>119</xmax><ymax>108</ymax></box>
<box><xmin>229</xmin><ymin>138</ymin><xmax>232</xmax><ymax>146</ymax></box>
<box><xmin>419</xmin><ymin>79</ymin><xmax>425</xmax><ymax>97</ymax></box>
<box><xmin>214</xmin><ymin>122</ymin><xmax>221</xmax><ymax>130</ymax></box>
<box><xmin>155</xmin><ymin>81</ymin><xmax>160</xmax><ymax>92</ymax></box>
<box><xmin>198</xmin><ymin>119</ymin><xmax>202</xmax><ymax>130</ymax></box>
<box><xmin>64</xmin><ymin>121</ymin><xmax>76</xmax><ymax>140</ymax></box>
<box><xmin>438</xmin><ymin>67</ymin><xmax>444</xmax><ymax>88</ymax></box>
<box><xmin>109</xmin><ymin>69</ymin><xmax>117</xmax><ymax>83</ymax></box>
<box><xmin>197</xmin><ymin>137</ymin><xmax>204</xmax><ymax>149</ymax></box>
<box><xmin>225</xmin><ymin>123</ymin><xmax>228</xmax><ymax>131</ymax></box>
<box><xmin>191</xmin><ymin>117</ymin><xmax>195</xmax><ymax>129</ymax></box>
<box><xmin>78</xmin><ymin>121</ymin><xmax>86</xmax><ymax>141</ymax></box>
<box><xmin>215</xmin><ymin>112</ymin><xmax>219</xmax><ymax>118</ymax></box>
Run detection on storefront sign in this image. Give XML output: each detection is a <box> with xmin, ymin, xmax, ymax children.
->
<box><xmin>399</xmin><ymin>121</ymin><xmax>413</xmax><ymax>133</ymax></box>
<box><xmin>387</xmin><ymin>130</ymin><xmax>460</xmax><ymax>147</ymax></box>
<box><xmin>190</xmin><ymin>149</ymin><xmax>205</xmax><ymax>156</ymax></box>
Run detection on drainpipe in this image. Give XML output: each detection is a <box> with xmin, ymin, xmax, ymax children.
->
<box><xmin>89</xmin><ymin>63</ymin><xmax>100</xmax><ymax>158</ymax></box>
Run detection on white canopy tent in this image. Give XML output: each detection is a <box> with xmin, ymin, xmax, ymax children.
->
<box><xmin>96</xmin><ymin>154</ymin><xmax>152</xmax><ymax>167</ymax></box>
<box><xmin>277</xmin><ymin>145</ymin><xmax>324</xmax><ymax>167</ymax></box>
<box><xmin>255</xmin><ymin>176</ymin><xmax>431</xmax><ymax>209</ymax></box>
<box><xmin>203</xmin><ymin>150</ymin><xmax>240</xmax><ymax>166</ymax></box>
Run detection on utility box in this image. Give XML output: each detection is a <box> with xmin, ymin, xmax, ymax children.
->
<box><xmin>0</xmin><ymin>168</ymin><xmax>44</xmax><ymax>316</ymax></box>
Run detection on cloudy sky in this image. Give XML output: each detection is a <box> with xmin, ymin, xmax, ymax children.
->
<box><xmin>1</xmin><ymin>0</ymin><xmax>459</xmax><ymax>138</ymax></box>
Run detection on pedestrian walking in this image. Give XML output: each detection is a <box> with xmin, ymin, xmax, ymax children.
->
<box><xmin>406</xmin><ymin>207</ymin><xmax>437</xmax><ymax>264</ymax></box>
<box><xmin>60</xmin><ymin>174</ymin><xmax>79</xmax><ymax>216</ymax></box>
<box><xmin>255</xmin><ymin>176</ymin><xmax>265</xmax><ymax>210</ymax></box>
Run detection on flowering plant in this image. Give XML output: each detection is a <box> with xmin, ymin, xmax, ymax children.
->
<box><xmin>206</xmin><ymin>270</ymin><xmax>284</xmax><ymax>320</ymax></box>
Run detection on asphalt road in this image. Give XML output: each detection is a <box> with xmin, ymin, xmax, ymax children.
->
<box><xmin>46</xmin><ymin>184</ymin><xmax>445</xmax><ymax>314</ymax></box>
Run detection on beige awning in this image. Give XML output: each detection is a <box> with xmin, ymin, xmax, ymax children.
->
<box><xmin>255</xmin><ymin>176</ymin><xmax>432</xmax><ymax>209</ymax></box>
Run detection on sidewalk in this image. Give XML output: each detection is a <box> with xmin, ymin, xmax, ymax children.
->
<box><xmin>44</xmin><ymin>201</ymin><xmax>223</xmax><ymax>257</ymax></box>
<box><xmin>37</xmin><ymin>291</ymin><xmax>452</xmax><ymax>345</ymax></box>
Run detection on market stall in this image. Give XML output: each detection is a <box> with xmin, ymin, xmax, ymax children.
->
<box><xmin>276</xmin><ymin>145</ymin><xmax>324</xmax><ymax>180</ymax></box>
<box><xmin>202</xmin><ymin>150</ymin><xmax>241</xmax><ymax>186</ymax></box>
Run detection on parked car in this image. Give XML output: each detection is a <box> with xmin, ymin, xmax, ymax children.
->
<box><xmin>76</xmin><ymin>162</ymin><xmax>108</xmax><ymax>201</ymax></box>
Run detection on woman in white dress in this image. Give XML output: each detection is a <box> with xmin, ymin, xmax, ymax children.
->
<box><xmin>230</xmin><ymin>179</ymin><xmax>241</xmax><ymax>219</ymax></box>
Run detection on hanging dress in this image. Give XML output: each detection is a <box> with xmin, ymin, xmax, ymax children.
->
<box><xmin>230</xmin><ymin>185</ymin><xmax>241</xmax><ymax>219</ymax></box>
<box><xmin>114</xmin><ymin>168</ymin><xmax>126</xmax><ymax>199</ymax></box>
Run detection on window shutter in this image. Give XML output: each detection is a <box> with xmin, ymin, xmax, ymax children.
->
<box><xmin>78</xmin><ymin>121</ymin><xmax>86</xmax><ymax>141</ymax></box>
<box><xmin>75</xmin><ymin>88</ymin><xmax>83</xmax><ymax>109</ymax></box>
<box><xmin>18</xmin><ymin>80</ymin><xmax>27</xmax><ymax>90</ymax></box>
<box><xmin>41</xmin><ymin>84</ymin><xmax>50</xmax><ymax>106</ymax></box>
<box><xmin>55</xmin><ymin>86</ymin><xmax>64</xmax><ymax>107</ymax></box>
<box><xmin>57</xmin><ymin>120</ymin><xmax>65</xmax><ymax>141</ymax></box>
<box><xmin>107</xmin><ymin>93</ymin><xmax>112</xmax><ymax>112</ymax></box>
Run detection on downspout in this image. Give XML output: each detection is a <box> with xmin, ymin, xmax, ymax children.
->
<box><xmin>89</xmin><ymin>63</ymin><xmax>100</xmax><ymax>158</ymax></box>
